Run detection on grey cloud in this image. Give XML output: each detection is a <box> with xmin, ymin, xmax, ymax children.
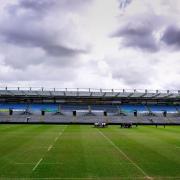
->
<box><xmin>0</xmin><ymin>0</ymin><xmax>90</xmax><ymax>70</ymax></box>
<box><xmin>113</xmin><ymin>21</ymin><xmax>159</xmax><ymax>52</ymax></box>
<box><xmin>6</xmin><ymin>0</ymin><xmax>93</xmax><ymax>22</ymax></box>
<box><xmin>0</xmin><ymin>44</ymin><xmax>84</xmax><ymax>70</ymax></box>
<box><xmin>1</xmin><ymin>45</ymin><xmax>45</xmax><ymax>69</ymax></box>
<box><xmin>112</xmin><ymin>65</ymin><xmax>154</xmax><ymax>86</ymax></box>
<box><xmin>104</xmin><ymin>56</ymin><xmax>158</xmax><ymax>86</ymax></box>
<box><xmin>1</xmin><ymin>22</ymin><xmax>85</xmax><ymax>57</ymax></box>
<box><xmin>0</xmin><ymin>64</ymin><xmax>77</xmax><ymax>82</ymax></box>
<box><xmin>161</xmin><ymin>25</ymin><xmax>180</xmax><ymax>48</ymax></box>
<box><xmin>6</xmin><ymin>0</ymin><xmax>56</xmax><ymax>19</ymax></box>
<box><xmin>19</xmin><ymin>0</ymin><xmax>57</xmax><ymax>12</ymax></box>
<box><xmin>44</xmin><ymin>45</ymin><xmax>86</xmax><ymax>57</ymax></box>
<box><xmin>112</xmin><ymin>70</ymin><xmax>151</xmax><ymax>86</ymax></box>
<box><xmin>58</xmin><ymin>0</ymin><xmax>93</xmax><ymax>11</ymax></box>
<box><xmin>119</xmin><ymin>0</ymin><xmax>132</xmax><ymax>9</ymax></box>
<box><xmin>17</xmin><ymin>0</ymin><xmax>92</xmax><ymax>13</ymax></box>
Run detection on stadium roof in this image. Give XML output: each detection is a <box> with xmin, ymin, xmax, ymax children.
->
<box><xmin>0</xmin><ymin>87</ymin><xmax>180</xmax><ymax>99</ymax></box>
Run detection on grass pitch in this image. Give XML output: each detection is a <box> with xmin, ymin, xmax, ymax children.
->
<box><xmin>0</xmin><ymin>125</ymin><xmax>180</xmax><ymax>179</ymax></box>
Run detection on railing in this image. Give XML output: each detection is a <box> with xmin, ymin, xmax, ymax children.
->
<box><xmin>0</xmin><ymin>87</ymin><xmax>179</xmax><ymax>94</ymax></box>
<box><xmin>0</xmin><ymin>87</ymin><xmax>179</xmax><ymax>95</ymax></box>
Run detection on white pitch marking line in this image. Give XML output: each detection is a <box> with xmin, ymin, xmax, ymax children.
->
<box><xmin>50</xmin><ymin>126</ymin><xmax>67</xmax><ymax>151</ymax></box>
<box><xmin>97</xmin><ymin>129</ymin><xmax>153</xmax><ymax>180</ymax></box>
<box><xmin>57</xmin><ymin>127</ymin><xmax>66</xmax><ymax>138</ymax></box>
<box><xmin>59</xmin><ymin>131</ymin><xmax>63</xmax><ymax>136</ymax></box>
<box><xmin>54</xmin><ymin>126</ymin><xmax>67</xmax><ymax>142</ymax></box>
<box><xmin>54</xmin><ymin>137</ymin><xmax>58</xmax><ymax>142</ymax></box>
<box><xmin>32</xmin><ymin>158</ymin><xmax>43</xmax><ymax>171</ymax></box>
<box><xmin>48</xmin><ymin>145</ymin><xmax>53</xmax><ymax>151</ymax></box>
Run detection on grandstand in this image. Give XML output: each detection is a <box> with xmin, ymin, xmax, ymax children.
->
<box><xmin>1</xmin><ymin>87</ymin><xmax>180</xmax><ymax>179</ymax></box>
<box><xmin>0</xmin><ymin>87</ymin><xmax>180</xmax><ymax>125</ymax></box>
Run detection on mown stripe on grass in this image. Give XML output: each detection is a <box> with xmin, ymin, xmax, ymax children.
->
<box><xmin>3</xmin><ymin>176</ymin><xmax>180</xmax><ymax>179</ymax></box>
<box><xmin>97</xmin><ymin>129</ymin><xmax>153</xmax><ymax>180</ymax></box>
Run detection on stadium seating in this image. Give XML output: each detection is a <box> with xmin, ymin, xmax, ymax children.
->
<box><xmin>120</xmin><ymin>104</ymin><xmax>148</xmax><ymax>113</ymax></box>
<box><xmin>148</xmin><ymin>105</ymin><xmax>177</xmax><ymax>113</ymax></box>
<box><xmin>0</xmin><ymin>102</ymin><xmax>180</xmax><ymax>124</ymax></box>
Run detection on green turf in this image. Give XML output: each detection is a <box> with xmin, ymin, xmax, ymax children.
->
<box><xmin>0</xmin><ymin>125</ymin><xmax>180</xmax><ymax>179</ymax></box>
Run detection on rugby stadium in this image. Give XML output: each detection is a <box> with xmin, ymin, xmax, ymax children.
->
<box><xmin>1</xmin><ymin>0</ymin><xmax>180</xmax><ymax>179</ymax></box>
<box><xmin>0</xmin><ymin>87</ymin><xmax>180</xmax><ymax>179</ymax></box>
<box><xmin>0</xmin><ymin>87</ymin><xmax>180</xmax><ymax>125</ymax></box>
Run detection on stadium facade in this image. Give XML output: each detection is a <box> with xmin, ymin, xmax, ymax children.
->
<box><xmin>0</xmin><ymin>87</ymin><xmax>180</xmax><ymax>125</ymax></box>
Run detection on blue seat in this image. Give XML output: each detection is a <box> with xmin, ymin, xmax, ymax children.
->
<box><xmin>91</xmin><ymin>105</ymin><xmax>117</xmax><ymax>111</ymax></box>
<box><xmin>0</xmin><ymin>103</ymin><xmax>58</xmax><ymax>112</ymax></box>
<box><xmin>148</xmin><ymin>105</ymin><xmax>177</xmax><ymax>113</ymax></box>
<box><xmin>61</xmin><ymin>104</ymin><xmax>88</xmax><ymax>111</ymax></box>
<box><xmin>120</xmin><ymin>104</ymin><xmax>148</xmax><ymax>113</ymax></box>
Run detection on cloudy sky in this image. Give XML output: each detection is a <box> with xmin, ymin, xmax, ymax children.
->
<box><xmin>0</xmin><ymin>0</ymin><xmax>180</xmax><ymax>90</ymax></box>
